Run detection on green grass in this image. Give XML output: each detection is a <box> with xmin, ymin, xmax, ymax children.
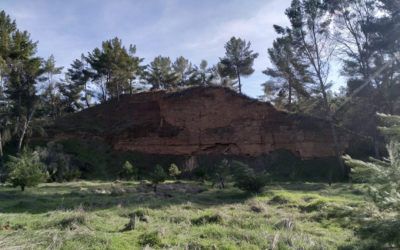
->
<box><xmin>0</xmin><ymin>181</ymin><xmax>373</xmax><ymax>249</ymax></box>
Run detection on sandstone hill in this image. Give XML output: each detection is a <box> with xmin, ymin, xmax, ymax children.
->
<box><xmin>51</xmin><ymin>87</ymin><xmax>348</xmax><ymax>160</ymax></box>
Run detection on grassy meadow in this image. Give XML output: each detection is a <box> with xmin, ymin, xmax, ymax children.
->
<box><xmin>0</xmin><ymin>181</ymin><xmax>378</xmax><ymax>249</ymax></box>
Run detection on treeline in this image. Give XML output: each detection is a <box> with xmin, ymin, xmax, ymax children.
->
<box><xmin>263</xmin><ymin>0</ymin><xmax>400</xmax><ymax>158</ymax></box>
<box><xmin>0</xmin><ymin>10</ymin><xmax>258</xmax><ymax>157</ymax></box>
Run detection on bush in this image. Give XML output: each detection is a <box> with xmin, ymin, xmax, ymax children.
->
<box><xmin>268</xmin><ymin>195</ymin><xmax>292</xmax><ymax>205</ymax></box>
<box><xmin>231</xmin><ymin>161</ymin><xmax>268</xmax><ymax>193</ymax></box>
<box><xmin>193</xmin><ymin>167</ymin><xmax>207</xmax><ymax>182</ymax></box>
<box><xmin>121</xmin><ymin>161</ymin><xmax>138</xmax><ymax>180</ymax></box>
<box><xmin>212</xmin><ymin>159</ymin><xmax>230</xmax><ymax>189</ymax></box>
<box><xmin>6</xmin><ymin>149</ymin><xmax>48</xmax><ymax>191</ymax></box>
<box><xmin>191</xmin><ymin>213</ymin><xmax>224</xmax><ymax>225</ymax></box>
<box><xmin>57</xmin><ymin>213</ymin><xmax>87</xmax><ymax>230</ymax></box>
<box><xmin>150</xmin><ymin>165</ymin><xmax>167</xmax><ymax>192</ymax></box>
<box><xmin>139</xmin><ymin>231</ymin><xmax>162</xmax><ymax>247</ymax></box>
<box><xmin>168</xmin><ymin>163</ymin><xmax>181</xmax><ymax>179</ymax></box>
<box><xmin>36</xmin><ymin>142</ymin><xmax>80</xmax><ymax>182</ymax></box>
<box><xmin>343</xmin><ymin>114</ymin><xmax>400</xmax><ymax>247</ymax></box>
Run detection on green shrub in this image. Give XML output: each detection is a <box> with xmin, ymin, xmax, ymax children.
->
<box><xmin>37</xmin><ymin>142</ymin><xmax>80</xmax><ymax>182</ymax></box>
<box><xmin>357</xmin><ymin>218</ymin><xmax>400</xmax><ymax>247</ymax></box>
<box><xmin>57</xmin><ymin>214</ymin><xmax>87</xmax><ymax>230</ymax></box>
<box><xmin>6</xmin><ymin>149</ymin><xmax>48</xmax><ymax>191</ymax></box>
<box><xmin>121</xmin><ymin>161</ymin><xmax>138</xmax><ymax>180</ymax></box>
<box><xmin>191</xmin><ymin>213</ymin><xmax>224</xmax><ymax>225</ymax></box>
<box><xmin>212</xmin><ymin>159</ymin><xmax>230</xmax><ymax>189</ymax></box>
<box><xmin>193</xmin><ymin>167</ymin><xmax>207</xmax><ymax>182</ymax></box>
<box><xmin>231</xmin><ymin>161</ymin><xmax>269</xmax><ymax>193</ymax></box>
<box><xmin>168</xmin><ymin>163</ymin><xmax>181</xmax><ymax>179</ymax></box>
<box><xmin>151</xmin><ymin>165</ymin><xmax>167</xmax><ymax>192</ymax></box>
<box><xmin>344</xmin><ymin>114</ymin><xmax>400</xmax><ymax>247</ymax></box>
<box><xmin>139</xmin><ymin>231</ymin><xmax>162</xmax><ymax>247</ymax></box>
<box><xmin>268</xmin><ymin>195</ymin><xmax>291</xmax><ymax>205</ymax></box>
<box><xmin>300</xmin><ymin>200</ymin><xmax>327</xmax><ymax>213</ymax></box>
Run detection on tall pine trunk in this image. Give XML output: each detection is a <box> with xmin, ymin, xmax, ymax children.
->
<box><xmin>0</xmin><ymin>131</ymin><xmax>4</xmax><ymax>183</ymax></box>
<box><xmin>319</xmin><ymin>79</ymin><xmax>345</xmax><ymax>181</ymax></box>
<box><xmin>288</xmin><ymin>78</ymin><xmax>292</xmax><ymax>111</ymax></box>
<box><xmin>17</xmin><ymin>120</ymin><xmax>28</xmax><ymax>153</ymax></box>
<box><xmin>17</xmin><ymin>111</ymin><xmax>34</xmax><ymax>153</ymax></box>
<box><xmin>84</xmin><ymin>83</ymin><xmax>90</xmax><ymax>108</ymax></box>
<box><xmin>236</xmin><ymin>69</ymin><xmax>242</xmax><ymax>94</ymax></box>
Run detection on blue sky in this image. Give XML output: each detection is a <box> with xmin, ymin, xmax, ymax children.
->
<box><xmin>1</xmin><ymin>0</ymin><xmax>309</xmax><ymax>97</ymax></box>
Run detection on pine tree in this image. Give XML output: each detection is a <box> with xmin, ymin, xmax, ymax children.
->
<box><xmin>280</xmin><ymin>0</ymin><xmax>345</xmax><ymax>177</ymax></box>
<box><xmin>263</xmin><ymin>26</ymin><xmax>311</xmax><ymax>111</ymax></box>
<box><xmin>172</xmin><ymin>56</ymin><xmax>193</xmax><ymax>87</ymax></box>
<box><xmin>219</xmin><ymin>37</ymin><xmax>259</xmax><ymax>93</ymax></box>
<box><xmin>6</xmin><ymin>149</ymin><xmax>47</xmax><ymax>191</ymax></box>
<box><xmin>63</xmin><ymin>57</ymin><xmax>92</xmax><ymax>110</ymax></box>
<box><xmin>0</xmin><ymin>10</ymin><xmax>16</xmax><ymax>164</ymax></box>
<box><xmin>328</xmin><ymin>0</ymin><xmax>384</xmax><ymax>158</ymax></box>
<box><xmin>0</xmin><ymin>10</ymin><xmax>48</xmax><ymax>153</ymax></box>
<box><xmin>6</xmin><ymin>30</ymin><xmax>44</xmax><ymax>152</ymax></box>
<box><xmin>126</xmin><ymin>45</ymin><xmax>145</xmax><ymax>94</ymax></box>
<box><xmin>85</xmin><ymin>37</ymin><xmax>143</xmax><ymax>101</ymax></box>
<box><xmin>145</xmin><ymin>56</ymin><xmax>179</xmax><ymax>90</ymax></box>
<box><xmin>150</xmin><ymin>165</ymin><xmax>167</xmax><ymax>192</ymax></box>
<box><xmin>211</xmin><ymin>63</ymin><xmax>237</xmax><ymax>88</ymax></box>
<box><xmin>189</xmin><ymin>60</ymin><xmax>214</xmax><ymax>86</ymax></box>
<box><xmin>344</xmin><ymin>113</ymin><xmax>400</xmax><ymax>247</ymax></box>
<box><xmin>40</xmin><ymin>55</ymin><xmax>63</xmax><ymax>119</ymax></box>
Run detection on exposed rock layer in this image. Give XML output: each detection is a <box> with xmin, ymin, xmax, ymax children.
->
<box><xmin>53</xmin><ymin>87</ymin><xmax>347</xmax><ymax>159</ymax></box>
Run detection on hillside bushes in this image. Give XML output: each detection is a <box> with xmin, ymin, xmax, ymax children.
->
<box><xmin>37</xmin><ymin>142</ymin><xmax>80</xmax><ymax>182</ymax></box>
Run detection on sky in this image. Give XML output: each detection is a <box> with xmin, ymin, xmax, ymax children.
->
<box><xmin>2</xmin><ymin>0</ymin><xmax>300</xmax><ymax>98</ymax></box>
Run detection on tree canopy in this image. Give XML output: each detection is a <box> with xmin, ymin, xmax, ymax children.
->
<box><xmin>219</xmin><ymin>37</ymin><xmax>259</xmax><ymax>93</ymax></box>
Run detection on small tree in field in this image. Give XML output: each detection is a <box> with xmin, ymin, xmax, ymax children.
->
<box><xmin>231</xmin><ymin>161</ymin><xmax>268</xmax><ymax>193</ymax></box>
<box><xmin>151</xmin><ymin>165</ymin><xmax>167</xmax><ymax>192</ymax></box>
<box><xmin>212</xmin><ymin>159</ymin><xmax>230</xmax><ymax>189</ymax></box>
<box><xmin>168</xmin><ymin>163</ymin><xmax>181</xmax><ymax>179</ymax></box>
<box><xmin>7</xmin><ymin>149</ymin><xmax>47</xmax><ymax>191</ymax></box>
<box><xmin>122</xmin><ymin>161</ymin><xmax>138</xmax><ymax>180</ymax></box>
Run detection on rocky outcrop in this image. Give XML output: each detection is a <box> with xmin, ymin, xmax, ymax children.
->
<box><xmin>52</xmin><ymin>87</ymin><xmax>348</xmax><ymax>159</ymax></box>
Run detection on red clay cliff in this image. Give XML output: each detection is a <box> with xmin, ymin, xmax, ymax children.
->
<box><xmin>53</xmin><ymin>87</ymin><xmax>348</xmax><ymax>159</ymax></box>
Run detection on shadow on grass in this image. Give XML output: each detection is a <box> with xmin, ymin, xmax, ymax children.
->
<box><xmin>0</xmin><ymin>183</ymin><xmax>254</xmax><ymax>214</ymax></box>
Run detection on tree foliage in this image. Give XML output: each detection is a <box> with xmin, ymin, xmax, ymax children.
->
<box><xmin>344</xmin><ymin>113</ymin><xmax>400</xmax><ymax>247</ymax></box>
<box><xmin>6</xmin><ymin>149</ymin><xmax>47</xmax><ymax>191</ymax></box>
<box><xmin>85</xmin><ymin>37</ymin><xmax>144</xmax><ymax>101</ymax></box>
<box><xmin>36</xmin><ymin>142</ymin><xmax>79</xmax><ymax>182</ymax></box>
<box><xmin>219</xmin><ymin>37</ymin><xmax>259</xmax><ymax>93</ymax></box>
<box><xmin>151</xmin><ymin>165</ymin><xmax>167</xmax><ymax>192</ymax></box>
<box><xmin>144</xmin><ymin>56</ymin><xmax>179</xmax><ymax>90</ymax></box>
<box><xmin>121</xmin><ymin>160</ymin><xmax>138</xmax><ymax>180</ymax></box>
<box><xmin>263</xmin><ymin>25</ymin><xmax>311</xmax><ymax>110</ymax></box>
<box><xmin>168</xmin><ymin>163</ymin><xmax>181</xmax><ymax>179</ymax></box>
<box><xmin>0</xmin><ymin>10</ymin><xmax>51</xmax><ymax>154</ymax></box>
<box><xmin>231</xmin><ymin>161</ymin><xmax>269</xmax><ymax>193</ymax></box>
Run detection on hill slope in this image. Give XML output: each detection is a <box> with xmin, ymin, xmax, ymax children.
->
<box><xmin>50</xmin><ymin>87</ymin><xmax>347</xmax><ymax>159</ymax></box>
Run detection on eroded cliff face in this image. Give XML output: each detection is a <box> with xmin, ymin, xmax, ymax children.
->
<box><xmin>53</xmin><ymin>87</ymin><xmax>347</xmax><ymax>159</ymax></box>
